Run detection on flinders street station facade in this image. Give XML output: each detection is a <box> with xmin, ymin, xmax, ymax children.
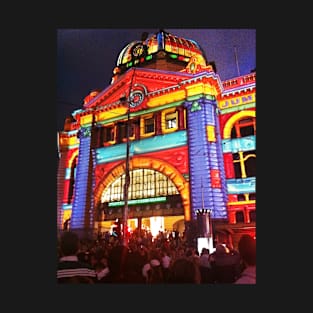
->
<box><xmin>57</xmin><ymin>29</ymin><xmax>256</xmax><ymax>249</ymax></box>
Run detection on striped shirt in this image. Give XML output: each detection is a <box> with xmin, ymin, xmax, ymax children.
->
<box><xmin>57</xmin><ymin>256</ymin><xmax>97</xmax><ymax>283</ymax></box>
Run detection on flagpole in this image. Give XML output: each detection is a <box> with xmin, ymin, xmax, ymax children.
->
<box><xmin>121</xmin><ymin>68</ymin><xmax>136</xmax><ymax>247</ymax></box>
<box><xmin>234</xmin><ymin>45</ymin><xmax>241</xmax><ymax>76</ymax></box>
<box><xmin>122</xmin><ymin>103</ymin><xmax>130</xmax><ymax>246</ymax></box>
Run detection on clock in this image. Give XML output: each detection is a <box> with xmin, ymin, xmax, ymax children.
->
<box><xmin>131</xmin><ymin>42</ymin><xmax>146</xmax><ymax>58</ymax></box>
<box><xmin>129</xmin><ymin>90</ymin><xmax>144</xmax><ymax>108</ymax></box>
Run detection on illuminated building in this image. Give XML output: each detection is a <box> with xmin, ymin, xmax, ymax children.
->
<box><xmin>57</xmin><ymin>29</ymin><xmax>256</xmax><ymax>248</ymax></box>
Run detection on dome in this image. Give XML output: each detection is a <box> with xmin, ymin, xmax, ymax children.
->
<box><xmin>111</xmin><ymin>29</ymin><xmax>208</xmax><ymax>82</ymax></box>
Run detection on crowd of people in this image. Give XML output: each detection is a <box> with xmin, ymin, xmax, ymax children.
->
<box><xmin>57</xmin><ymin>228</ymin><xmax>256</xmax><ymax>284</ymax></box>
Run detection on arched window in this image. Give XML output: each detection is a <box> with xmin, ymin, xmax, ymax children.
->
<box><xmin>101</xmin><ymin>169</ymin><xmax>179</xmax><ymax>203</ymax></box>
<box><xmin>232</xmin><ymin>150</ymin><xmax>256</xmax><ymax>178</ymax></box>
<box><xmin>230</xmin><ymin>115</ymin><xmax>256</xmax><ymax>179</ymax></box>
<box><xmin>231</xmin><ymin>117</ymin><xmax>256</xmax><ymax>138</ymax></box>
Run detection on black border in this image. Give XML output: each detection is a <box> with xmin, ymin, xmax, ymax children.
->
<box><xmin>12</xmin><ymin>6</ymin><xmax>273</xmax><ymax>310</ymax></box>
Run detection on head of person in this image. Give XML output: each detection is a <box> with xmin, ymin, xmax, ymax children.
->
<box><xmin>215</xmin><ymin>243</ymin><xmax>227</xmax><ymax>256</ymax></box>
<box><xmin>201</xmin><ymin>248</ymin><xmax>209</xmax><ymax>255</ymax></box>
<box><xmin>59</xmin><ymin>231</ymin><xmax>80</xmax><ymax>256</ymax></box>
<box><xmin>107</xmin><ymin>245</ymin><xmax>129</xmax><ymax>278</ymax></box>
<box><xmin>238</xmin><ymin>234</ymin><xmax>256</xmax><ymax>266</ymax></box>
<box><xmin>169</xmin><ymin>258</ymin><xmax>199</xmax><ymax>283</ymax></box>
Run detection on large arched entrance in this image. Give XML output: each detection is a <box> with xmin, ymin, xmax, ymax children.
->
<box><xmin>93</xmin><ymin>156</ymin><xmax>190</xmax><ymax>236</ymax></box>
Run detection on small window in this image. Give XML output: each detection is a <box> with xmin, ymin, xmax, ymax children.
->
<box><xmin>161</xmin><ymin>108</ymin><xmax>178</xmax><ymax>133</ymax></box>
<box><xmin>235</xmin><ymin>211</ymin><xmax>244</xmax><ymax>223</ymax></box>
<box><xmin>116</xmin><ymin>122</ymin><xmax>135</xmax><ymax>143</ymax></box>
<box><xmin>140</xmin><ymin>114</ymin><xmax>155</xmax><ymax>137</ymax></box>
<box><xmin>249</xmin><ymin>210</ymin><xmax>256</xmax><ymax>222</ymax></box>
<box><xmin>165</xmin><ymin>112</ymin><xmax>177</xmax><ymax>129</ymax></box>
<box><xmin>144</xmin><ymin>118</ymin><xmax>154</xmax><ymax>133</ymax></box>
<box><xmin>231</xmin><ymin>116</ymin><xmax>256</xmax><ymax>138</ymax></box>
<box><xmin>240</xmin><ymin>125</ymin><xmax>254</xmax><ymax>137</ymax></box>
<box><xmin>237</xmin><ymin>194</ymin><xmax>245</xmax><ymax>201</ymax></box>
<box><xmin>232</xmin><ymin>151</ymin><xmax>256</xmax><ymax>179</ymax></box>
<box><xmin>103</xmin><ymin>126</ymin><xmax>114</xmax><ymax>142</ymax></box>
<box><xmin>244</xmin><ymin>151</ymin><xmax>256</xmax><ymax>177</ymax></box>
<box><xmin>249</xmin><ymin>193</ymin><xmax>256</xmax><ymax>200</ymax></box>
<box><xmin>117</xmin><ymin>123</ymin><xmax>127</xmax><ymax>143</ymax></box>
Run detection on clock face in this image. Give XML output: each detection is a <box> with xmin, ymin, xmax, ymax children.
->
<box><xmin>129</xmin><ymin>90</ymin><xmax>144</xmax><ymax>108</ymax></box>
<box><xmin>131</xmin><ymin>43</ymin><xmax>145</xmax><ymax>58</ymax></box>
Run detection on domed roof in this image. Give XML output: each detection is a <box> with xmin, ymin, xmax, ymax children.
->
<box><xmin>111</xmin><ymin>29</ymin><xmax>208</xmax><ymax>82</ymax></box>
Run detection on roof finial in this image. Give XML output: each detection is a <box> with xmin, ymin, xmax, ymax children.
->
<box><xmin>141</xmin><ymin>32</ymin><xmax>148</xmax><ymax>42</ymax></box>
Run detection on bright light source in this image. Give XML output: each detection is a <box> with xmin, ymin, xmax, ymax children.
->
<box><xmin>197</xmin><ymin>237</ymin><xmax>214</xmax><ymax>254</ymax></box>
<box><xmin>150</xmin><ymin>216</ymin><xmax>164</xmax><ymax>238</ymax></box>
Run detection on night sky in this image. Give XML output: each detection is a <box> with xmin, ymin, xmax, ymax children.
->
<box><xmin>57</xmin><ymin>28</ymin><xmax>256</xmax><ymax>131</ymax></box>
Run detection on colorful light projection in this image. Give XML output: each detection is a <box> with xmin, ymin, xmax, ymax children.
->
<box><xmin>184</xmin><ymin>96</ymin><xmax>228</xmax><ymax>220</ymax></box>
<box><xmin>115</xmin><ymin>29</ymin><xmax>207</xmax><ymax>76</ymax></box>
<box><xmin>94</xmin><ymin>155</ymin><xmax>191</xmax><ymax>222</ymax></box>
<box><xmin>108</xmin><ymin>196</ymin><xmax>167</xmax><ymax>207</ymax></box>
<box><xmin>71</xmin><ymin>127</ymin><xmax>95</xmax><ymax>230</ymax></box>
<box><xmin>96</xmin><ymin>130</ymin><xmax>187</xmax><ymax>164</ymax></box>
<box><xmin>221</xmin><ymin>109</ymin><xmax>256</xmax><ymax>202</ymax></box>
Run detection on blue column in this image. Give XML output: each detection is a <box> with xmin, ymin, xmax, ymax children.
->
<box><xmin>184</xmin><ymin>96</ymin><xmax>228</xmax><ymax>220</ymax></box>
<box><xmin>70</xmin><ymin>127</ymin><xmax>95</xmax><ymax>235</ymax></box>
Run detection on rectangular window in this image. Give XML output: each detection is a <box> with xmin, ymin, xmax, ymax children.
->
<box><xmin>240</xmin><ymin>125</ymin><xmax>254</xmax><ymax>137</ymax></box>
<box><xmin>116</xmin><ymin>122</ymin><xmax>135</xmax><ymax>143</ymax></box>
<box><xmin>162</xmin><ymin>109</ymin><xmax>178</xmax><ymax>133</ymax></box>
<box><xmin>249</xmin><ymin>193</ymin><xmax>256</xmax><ymax>200</ymax></box>
<box><xmin>118</xmin><ymin>123</ymin><xmax>127</xmax><ymax>142</ymax></box>
<box><xmin>129</xmin><ymin>124</ymin><xmax>135</xmax><ymax>138</ymax></box>
<box><xmin>249</xmin><ymin>210</ymin><xmax>256</xmax><ymax>222</ymax></box>
<box><xmin>103</xmin><ymin>126</ymin><xmax>115</xmax><ymax>142</ymax></box>
<box><xmin>140</xmin><ymin>114</ymin><xmax>155</xmax><ymax>138</ymax></box>
<box><xmin>165</xmin><ymin>112</ymin><xmax>177</xmax><ymax>129</ymax></box>
<box><xmin>235</xmin><ymin>211</ymin><xmax>245</xmax><ymax>223</ymax></box>
<box><xmin>144</xmin><ymin>118</ymin><xmax>155</xmax><ymax>133</ymax></box>
<box><xmin>237</xmin><ymin>194</ymin><xmax>245</xmax><ymax>201</ymax></box>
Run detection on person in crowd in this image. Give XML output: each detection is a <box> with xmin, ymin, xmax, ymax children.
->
<box><xmin>199</xmin><ymin>248</ymin><xmax>213</xmax><ymax>283</ymax></box>
<box><xmin>160</xmin><ymin>248</ymin><xmax>172</xmax><ymax>283</ymax></box>
<box><xmin>147</xmin><ymin>260</ymin><xmax>164</xmax><ymax>284</ymax></box>
<box><xmin>185</xmin><ymin>247</ymin><xmax>201</xmax><ymax>283</ymax></box>
<box><xmin>57</xmin><ymin>231</ymin><xmax>97</xmax><ymax>283</ymax></box>
<box><xmin>100</xmin><ymin>244</ymin><xmax>129</xmax><ymax>283</ymax></box>
<box><xmin>142</xmin><ymin>248</ymin><xmax>164</xmax><ymax>283</ymax></box>
<box><xmin>234</xmin><ymin>234</ymin><xmax>256</xmax><ymax>284</ymax></box>
<box><xmin>92</xmin><ymin>247</ymin><xmax>110</xmax><ymax>283</ymax></box>
<box><xmin>57</xmin><ymin>227</ymin><xmax>255</xmax><ymax>284</ymax></box>
<box><xmin>210</xmin><ymin>243</ymin><xmax>241</xmax><ymax>283</ymax></box>
<box><xmin>168</xmin><ymin>257</ymin><xmax>200</xmax><ymax>284</ymax></box>
<box><xmin>174</xmin><ymin>229</ymin><xmax>180</xmax><ymax>247</ymax></box>
<box><xmin>123</xmin><ymin>244</ymin><xmax>146</xmax><ymax>283</ymax></box>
